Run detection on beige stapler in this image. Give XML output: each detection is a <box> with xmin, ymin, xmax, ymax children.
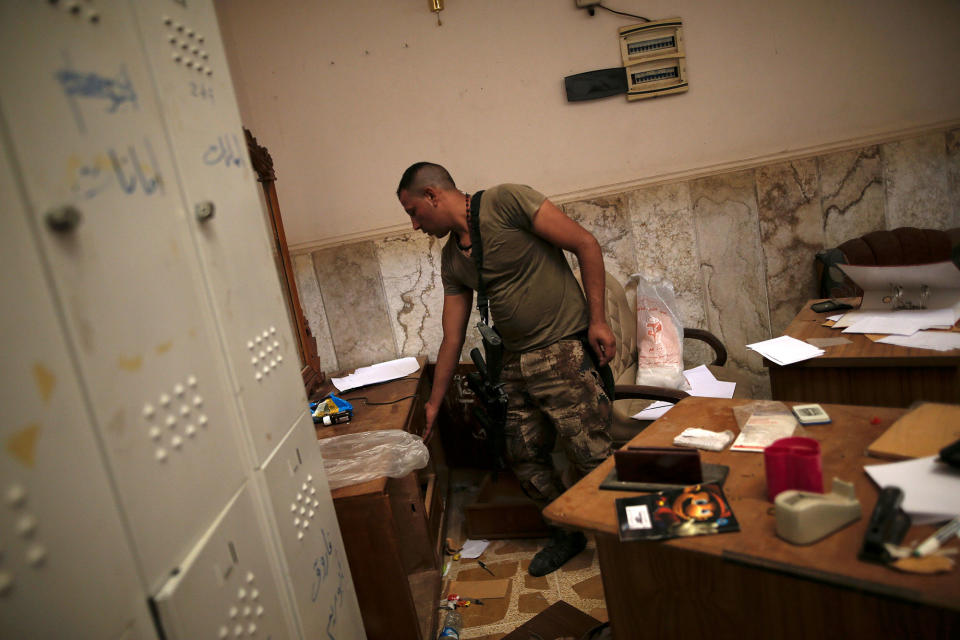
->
<box><xmin>775</xmin><ymin>478</ymin><xmax>862</xmax><ymax>545</ymax></box>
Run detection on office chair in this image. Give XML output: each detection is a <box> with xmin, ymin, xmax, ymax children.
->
<box><xmin>601</xmin><ymin>271</ymin><xmax>742</xmax><ymax>447</ymax></box>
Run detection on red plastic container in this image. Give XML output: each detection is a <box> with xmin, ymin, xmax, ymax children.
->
<box><xmin>763</xmin><ymin>437</ymin><xmax>823</xmax><ymax>501</ymax></box>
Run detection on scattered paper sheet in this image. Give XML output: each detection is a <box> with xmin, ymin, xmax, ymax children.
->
<box><xmin>631</xmin><ymin>365</ymin><xmax>736</xmax><ymax>421</ymax></box>
<box><xmin>876</xmin><ymin>331</ymin><xmax>960</xmax><ymax>351</ymax></box>
<box><xmin>331</xmin><ymin>356</ymin><xmax>420</xmax><ymax>392</ymax></box>
<box><xmin>746</xmin><ymin>335</ymin><xmax>825</xmax><ymax>365</ymax></box>
<box><xmin>839</xmin><ymin>261</ymin><xmax>960</xmax><ymax>298</ymax></box>
<box><xmin>864</xmin><ymin>456</ymin><xmax>960</xmax><ymax>525</ymax></box>
<box><xmin>840</xmin><ymin>308</ymin><xmax>957</xmax><ymax>336</ymax></box>
<box><xmin>459</xmin><ymin>539</ymin><xmax>490</xmax><ymax>559</ymax></box>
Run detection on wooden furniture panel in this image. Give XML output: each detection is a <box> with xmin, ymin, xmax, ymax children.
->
<box><xmin>767</xmin><ymin>299</ymin><xmax>960</xmax><ymax>407</ymax></box>
<box><xmin>544</xmin><ymin>397</ymin><xmax>960</xmax><ymax>640</ymax></box>
<box><xmin>315</xmin><ymin>357</ymin><xmax>447</xmax><ymax>640</ymax></box>
<box><xmin>331</xmin><ymin>489</ymin><xmax>423</xmax><ymax>640</ymax></box>
<box><xmin>244</xmin><ymin>128</ymin><xmax>325</xmax><ymax>397</ymax></box>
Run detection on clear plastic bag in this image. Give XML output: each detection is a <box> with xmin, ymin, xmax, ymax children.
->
<box><xmin>633</xmin><ymin>274</ymin><xmax>689</xmax><ymax>390</ymax></box>
<box><xmin>317</xmin><ymin>430</ymin><xmax>430</xmax><ymax>490</ymax></box>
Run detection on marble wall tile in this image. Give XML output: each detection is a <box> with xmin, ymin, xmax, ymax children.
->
<box><xmin>882</xmin><ymin>132</ymin><xmax>953</xmax><ymax>229</ymax></box>
<box><xmin>624</xmin><ymin>182</ymin><xmax>705</xmax><ymax>329</ymax></box>
<box><xmin>561</xmin><ymin>195</ymin><xmax>636</xmax><ymax>287</ymax></box>
<box><xmin>756</xmin><ymin>158</ymin><xmax>823</xmax><ymax>334</ymax></box>
<box><xmin>374</xmin><ymin>232</ymin><xmax>485</xmax><ymax>366</ymax></box>
<box><xmin>292</xmin><ymin>253</ymin><xmax>338</xmax><ymax>373</ymax></box>
<box><xmin>375</xmin><ymin>233</ymin><xmax>445</xmax><ymax>359</ymax></box>
<box><xmin>690</xmin><ymin>169</ymin><xmax>771</xmax><ymax>397</ymax></box>
<box><xmin>818</xmin><ymin>145</ymin><xmax>886</xmax><ymax>247</ymax></box>
<box><xmin>311</xmin><ymin>241</ymin><xmax>397</xmax><ymax>371</ymax></box>
<box><xmin>946</xmin><ymin>128</ymin><xmax>960</xmax><ymax>228</ymax></box>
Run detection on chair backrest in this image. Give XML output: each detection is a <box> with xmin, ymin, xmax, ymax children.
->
<box><xmin>602</xmin><ymin>271</ymin><xmax>638</xmax><ymax>387</ymax></box>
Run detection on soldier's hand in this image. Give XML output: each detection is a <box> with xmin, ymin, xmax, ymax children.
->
<box><xmin>589</xmin><ymin>321</ymin><xmax>616</xmax><ymax>367</ymax></box>
<box><xmin>422</xmin><ymin>400</ymin><xmax>440</xmax><ymax>443</ymax></box>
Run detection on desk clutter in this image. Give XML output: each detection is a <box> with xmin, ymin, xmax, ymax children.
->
<box><xmin>606</xmin><ymin>399</ymin><xmax>960</xmax><ymax>575</ymax></box>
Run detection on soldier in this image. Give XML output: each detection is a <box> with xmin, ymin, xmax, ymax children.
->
<box><xmin>397</xmin><ymin>162</ymin><xmax>615</xmax><ymax>576</ymax></box>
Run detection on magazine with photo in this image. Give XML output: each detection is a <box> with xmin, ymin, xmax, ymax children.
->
<box><xmin>615</xmin><ymin>483</ymin><xmax>740</xmax><ymax>542</ymax></box>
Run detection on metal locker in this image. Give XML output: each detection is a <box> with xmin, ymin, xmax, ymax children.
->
<box><xmin>258</xmin><ymin>413</ymin><xmax>366</xmax><ymax>640</ymax></box>
<box><xmin>129</xmin><ymin>0</ymin><xmax>308</xmax><ymax>466</ymax></box>
<box><xmin>152</xmin><ymin>484</ymin><xmax>295</xmax><ymax>640</ymax></box>
<box><xmin>0</xmin><ymin>0</ymin><xmax>247</xmax><ymax>590</ymax></box>
<box><xmin>0</xmin><ymin>137</ymin><xmax>156</xmax><ymax>640</ymax></box>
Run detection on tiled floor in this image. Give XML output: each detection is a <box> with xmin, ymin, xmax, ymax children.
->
<box><xmin>436</xmin><ymin>471</ymin><xmax>608</xmax><ymax>639</ymax></box>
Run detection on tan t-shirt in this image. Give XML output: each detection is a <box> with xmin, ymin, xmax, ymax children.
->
<box><xmin>441</xmin><ymin>184</ymin><xmax>588</xmax><ymax>352</ymax></box>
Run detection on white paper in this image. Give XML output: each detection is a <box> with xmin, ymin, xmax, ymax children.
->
<box><xmin>840</xmin><ymin>308</ymin><xmax>957</xmax><ymax>336</ymax></box>
<box><xmin>631</xmin><ymin>401</ymin><xmax>673</xmax><ymax>420</ymax></box>
<box><xmin>838</xmin><ymin>261</ymin><xmax>960</xmax><ymax>313</ymax></box>
<box><xmin>730</xmin><ymin>414</ymin><xmax>798</xmax><ymax>452</ymax></box>
<box><xmin>331</xmin><ymin>356</ymin><xmax>421</xmax><ymax>392</ymax></box>
<box><xmin>876</xmin><ymin>330</ymin><xmax>960</xmax><ymax>351</ymax></box>
<box><xmin>630</xmin><ymin>365</ymin><xmax>736</xmax><ymax>421</ymax></box>
<box><xmin>459</xmin><ymin>539</ymin><xmax>490</xmax><ymax>559</ymax></box>
<box><xmin>864</xmin><ymin>456</ymin><xmax>960</xmax><ymax>524</ymax></box>
<box><xmin>746</xmin><ymin>335</ymin><xmax>825</xmax><ymax>366</ymax></box>
<box><xmin>838</xmin><ymin>261</ymin><xmax>960</xmax><ymax>292</ymax></box>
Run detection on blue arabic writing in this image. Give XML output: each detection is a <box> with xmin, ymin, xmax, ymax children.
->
<box><xmin>68</xmin><ymin>138</ymin><xmax>162</xmax><ymax>198</ymax></box>
<box><xmin>55</xmin><ymin>56</ymin><xmax>138</xmax><ymax>133</ymax></box>
<box><xmin>202</xmin><ymin>134</ymin><xmax>245</xmax><ymax>169</ymax></box>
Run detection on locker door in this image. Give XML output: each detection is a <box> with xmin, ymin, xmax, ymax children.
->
<box><xmin>129</xmin><ymin>0</ymin><xmax>308</xmax><ymax>466</ymax></box>
<box><xmin>259</xmin><ymin>414</ymin><xmax>365</xmax><ymax>640</ymax></box>
<box><xmin>0</xmin><ymin>0</ymin><xmax>246</xmax><ymax>590</ymax></box>
<box><xmin>0</xmin><ymin>135</ymin><xmax>156</xmax><ymax>639</ymax></box>
<box><xmin>152</xmin><ymin>484</ymin><xmax>294</xmax><ymax>640</ymax></box>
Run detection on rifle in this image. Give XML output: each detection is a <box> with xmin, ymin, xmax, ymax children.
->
<box><xmin>465</xmin><ymin>324</ymin><xmax>509</xmax><ymax>473</ymax></box>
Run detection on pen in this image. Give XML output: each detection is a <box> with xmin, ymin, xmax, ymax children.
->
<box><xmin>913</xmin><ymin>514</ymin><xmax>960</xmax><ymax>557</ymax></box>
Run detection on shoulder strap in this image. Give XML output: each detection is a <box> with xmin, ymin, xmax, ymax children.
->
<box><xmin>468</xmin><ymin>190</ymin><xmax>489</xmax><ymax>324</ymax></box>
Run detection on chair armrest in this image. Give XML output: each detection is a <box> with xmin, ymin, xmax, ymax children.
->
<box><xmin>614</xmin><ymin>384</ymin><xmax>689</xmax><ymax>404</ymax></box>
<box><xmin>682</xmin><ymin>327</ymin><xmax>727</xmax><ymax>366</ymax></box>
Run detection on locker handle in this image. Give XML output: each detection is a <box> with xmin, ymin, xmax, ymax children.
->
<box><xmin>195</xmin><ymin>200</ymin><xmax>216</xmax><ymax>222</ymax></box>
<box><xmin>44</xmin><ymin>205</ymin><xmax>82</xmax><ymax>232</ymax></box>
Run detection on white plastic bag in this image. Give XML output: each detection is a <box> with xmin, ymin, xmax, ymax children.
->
<box><xmin>633</xmin><ymin>274</ymin><xmax>689</xmax><ymax>390</ymax></box>
<box><xmin>317</xmin><ymin>430</ymin><xmax>430</xmax><ymax>490</ymax></box>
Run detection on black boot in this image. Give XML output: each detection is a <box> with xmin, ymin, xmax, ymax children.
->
<box><xmin>528</xmin><ymin>528</ymin><xmax>587</xmax><ymax>577</ymax></box>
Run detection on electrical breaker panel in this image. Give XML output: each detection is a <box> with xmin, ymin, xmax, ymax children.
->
<box><xmin>128</xmin><ymin>1</ymin><xmax>308</xmax><ymax>467</ymax></box>
<box><xmin>258</xmin><ymin>413</ymin><xmax>366</xmax><ymax>639</ymax></box>
<box><xmin>0</xmin><ymin>0</ymin><xmax>248</xmax><ymax>589</ymax></box>
<box><xmin>618</xmin><ymin>18</ymin><xmax>688</xmax><ymax>101</ymax></box>
<box><xmin>0</xmin><ymin>134</ymin><xmax>157</xmax><ymax>640</ymax></box>
<box><xmin>152</xmin><ymin>485</ymin><xmax>294</xmax><ymax>640</ymax></box>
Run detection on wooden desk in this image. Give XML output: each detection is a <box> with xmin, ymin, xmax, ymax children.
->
<box><xmin>314</xmin><ymin>357</ymin><xmax>447</xmax><ymax>640</ymax></box>
<box><xmin>767</xmin><ymin>299</ymin><xmax>960</xmax><ymax>407</ymax></box>
<box><xmin>544</xmin><ymin>397</ymin><xmax>960</xmax><ymax>640</ymax></box>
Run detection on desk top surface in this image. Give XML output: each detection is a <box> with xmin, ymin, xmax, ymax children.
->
<box><xmin>777</xmin><ymin>299</ymin><xmax>960</xmax><ymax>367</ymax></box>
<box><xmin>313</xmin><ymin>356</ymin><xmax>427</xmax><ymax>499</ymax></box>
<box><xmin>543</xmin><ymin>397</ymin><xmax>960</xmax><ymax>611</ymax></box>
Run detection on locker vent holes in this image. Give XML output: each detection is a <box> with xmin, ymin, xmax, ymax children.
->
<box><xmin>218</xmin><ymin>570</ymin><xmax>266</xmax><ymax>639</ymax></box>
<box><xmin>246</xmin><ymin>326</ymin><xmax>284</xmax><ymax>383</ymax></box>
<box><xmin>1</xmin><ymin>484</ymin><xmax>48</xmax><ymax>595</ymax></box>
<box><xmin>48</xmin><ymin>0</ymin><xmax>101</xmax><ymax>25</ymax></box>
<box><xmin>142</xmin><ymin>374</ymin><xmax>208</xmax><ymax>463</ymax></box>
<box><xmin>161</xmin><ymin>15</ymin><xmax>213</xmax><ymax>77</ymax></box>
<box><xmin>290</xmin><ymin>474</ymin><xmax>320</xmax><ymax>541</ymax></box>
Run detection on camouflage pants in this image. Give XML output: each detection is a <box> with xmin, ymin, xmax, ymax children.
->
<box><xmin>501</xmin><ymin>338</ymin><xmax>612</xmax><ymax>506</ymax></box>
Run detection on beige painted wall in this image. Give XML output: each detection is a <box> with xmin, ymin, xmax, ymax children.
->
<box><xmin>215</xmin><ymin>0</ymin><xmax>960</xmax><ymax>251</ymax></box>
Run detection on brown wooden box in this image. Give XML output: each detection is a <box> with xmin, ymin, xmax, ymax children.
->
<box><xmin>464</xmin><ymin>472</ymin><xmax>551</xmax><ymax>539</ymax></box>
